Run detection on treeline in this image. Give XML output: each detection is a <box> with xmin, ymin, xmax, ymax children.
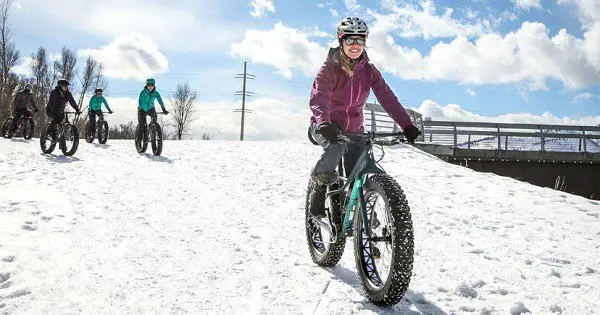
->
<box><xmin>0</xmin><ymin>0</ymin><xmax>208</xmax><ymax>140</ymax></box>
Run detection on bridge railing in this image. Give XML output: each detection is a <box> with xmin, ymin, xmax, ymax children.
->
<box><xmin>363</xmin><ymin>103</ymin><xmax>425</xmax><ymax>141</ymax></box>
<box><xmin>422</xmin><ymin>120</ymin><xmax>600</xmax><ymax>153</ymax></box>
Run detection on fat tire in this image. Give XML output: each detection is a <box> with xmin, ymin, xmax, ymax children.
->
<box><xmin>353</xmin><ymin>174</ymin><xmax>414</xmax><ymax>306</ymax></box>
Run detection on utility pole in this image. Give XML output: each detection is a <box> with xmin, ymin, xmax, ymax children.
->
<box><xmin>235</xmin><ymin>61</ymin><xmax>255</xmax><ymax>141</ymax></box>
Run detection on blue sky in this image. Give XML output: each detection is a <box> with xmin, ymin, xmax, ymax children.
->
<box><xmin>9</xmin><ymin>0</ymin><xmax>600</xmax><ymax>139</ymax></box>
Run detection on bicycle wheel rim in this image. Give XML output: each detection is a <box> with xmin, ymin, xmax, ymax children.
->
<box><xmin>359</xmin><ymin>191</ymin><xmax>394</xmax><ymax>290</ymax></box>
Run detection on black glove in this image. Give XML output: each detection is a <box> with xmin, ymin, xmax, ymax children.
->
<box><xmin>318</xmin><ymin>123</ymin><xmax>340</xmax><ymax>142</ymax></box>
<box><xmin>163</xmin><ymin>110</ymin><xmax>169</xmax><ymax>115</ymax></box>
<box><xmin>108</xmin><ymin>110</ymin><xmax>113</xmax><ymax>114</ymax></box>
<box><xmin>403</xmin><ymin>125</ymin><xmax>421</xmax><ymax>143</ymax></box>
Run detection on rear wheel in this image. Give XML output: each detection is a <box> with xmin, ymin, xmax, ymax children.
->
<box><xmin>353</xmin><ymin>174</ymin><xmax>413</xmax><ymax>306</ymax></box>
<box><xmin>2</xmin><ymin>118</ymin><xmax>13</xmax><ymax>138</ymax></box>
<box><xmin>23</xmin><ymin>118</ymin><xmax>34</xmax><ymax>140</ymax></box>
<box><xmin>305</xmin><ymin>180</ymin><xmax>346</xmax><ymax>267</ymax></box>
<box><xmin>85</xmin><ymin>121</ymin><xmax>94</xmax><ymax>143</ymax></box>
<box><xmin>40</xmin><ymin>125</ymin><xmax>57</xmax><ymax>154</ymax></box>
<box><xmin>135</xmin><ymin>125</ymin><xmax>147</xmax><ymax>153</ymax></box>
<box><xmin>60</xmin><ymin>124</ymin><xmax>79</xmax><ymax>156</ymax></box>
<box><xmin>98</xmin><ymin>120</ymin><xmax>109</xmax><ymax>144</ymax></box>
<box><xmin>150</xmin><ymin>123</ymin><xmax>163</xmax><ymax>156</ymax></box>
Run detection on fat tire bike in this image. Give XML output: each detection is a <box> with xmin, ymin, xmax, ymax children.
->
<box><xmin>135</xmin><ymin>112</ymin><xmax>165</xmax><ymax>156</ymax></box>
<box><xmin>305</xmin><ymin>131</ymin><xmax>414</xmax><ymax>306</ymax></box>
<box><xmin>85</xmin><ymin>111</ymin><xmax>111</xmax><ymax>144</ymax></box>
<box><xmin>2</xmin><ymin>111</ymin><xmax>34</xmax><ymax>139</ymax></box>
<box><xmin>40</xmin><ymin>112</ymin><xmax>80</xmax><ymax>156</ymax></box>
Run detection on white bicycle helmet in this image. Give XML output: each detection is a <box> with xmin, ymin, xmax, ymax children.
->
<box><xmin>337</xmin><ymin>17</ymin><xmax>369</xmax><ymax>38</ymax></box>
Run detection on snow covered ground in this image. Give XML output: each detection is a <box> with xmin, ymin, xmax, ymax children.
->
<box><xmin>0</xmin><ymin>138</ymin><xmax>599</xmax><ymax>315</ymax></box>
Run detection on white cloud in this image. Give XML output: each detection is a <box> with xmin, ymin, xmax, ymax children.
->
<box><xmin>249</xmin><ymin>0</ymin><xmax>275</xmax><ymax>18</ymax></box>
<box><xmin>302</xmin><ymin>26</ymin><xmax>330</xmax><ymax>38</ymax></box>
<box><xmin>465</xmin><ymin>87</ymin><xmax>476</xmax><ymax>97</ymax></box>
<box><xmin>14</xmin><ymin>0</ymin><xmax>234</xmax><ymax>53</ymax></box>
<box><xmin>557</xmin><ymin>0</ymin><xmax>600</xmax><ymax>26</ymax></box>
<box><xmin>330</xmin><ymin>8</ymin><xmax>340</xmax><ymax>17</ymax></box>
<box><xmin>11</xmin><ymin>56</ymin><xmax>34</xmax><ymax>76</ymax></box>
<box><xmin>367</xmin><ymin>21</ymin><xmax>600</xmax><ymax>90</ymax></box>
<box><xmin>230</xmin><ymin>23</ymin><xmax>328</xmax><ymax>79</ymax></box>
<box><xmin>344</xmin><ymin>0</ymin><xmax>361</xmax><ymax>12</ymax></box>
<box><xmin>417</xmin><ymin>99</ymin><xmax>600</xmax><ymax>125</ymax></box>
<box><xmin>372</xmin><ymin>0</ymin><xmax>492</xmax><ymax>39</ymax></box>
<box><xmin>513</xmin><ymin>0</ymin><xmax>542</xmax><ymax>10</ymax></box>
<box><xmin>570</xmin><ymin>92</ymin><xmax>598</xmax><ymax>105</ymax></box>
<box><xmin>78</xmin><ymin>34</ymin><xmax>169</xmax><ymax>80</ymax></box>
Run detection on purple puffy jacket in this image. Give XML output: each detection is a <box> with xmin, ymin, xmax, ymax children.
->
<box><xmin>309</xmin><ymin>47</ymin><xmax>415</xmax><ymax>133</ymax></box>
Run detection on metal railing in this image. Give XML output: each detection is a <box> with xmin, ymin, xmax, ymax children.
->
<box><xmin>364</xmin><ymin>103</ymin><xmax>425</xmax><ymax>141</ymax></box>
<box><xmin>422</xmin><ymin>120</ymin><xmax>600</xmax><ymax>153</ymax></box>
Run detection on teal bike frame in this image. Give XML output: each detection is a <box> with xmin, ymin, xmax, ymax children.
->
<box><xmin>326</xmin><ymin>133</ymin><xmax>402</xmax><ymax>241</ymax></box>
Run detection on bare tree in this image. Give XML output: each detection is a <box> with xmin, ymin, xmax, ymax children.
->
<box><xmin>30</xmin><ymin>47</ymin><xmax>53</xmax><ymax>134</ymax></box>
<box><xmin>77</xmin><ymin>56</ymin><xmax>106</xmax><ymax>110</ymax></box>
<box><xmin>0</xmin><ymin>0</ymin><xmax>19</xmax><ymax>120</ymax></box>
<box><xmin>169</xmin><ymin>82</ymin><xmax>198</xmax><ymax>140</ymax></box>
<box><xmin>74</xmin><ymin>55</ymin><xmax>106</xmax><ymax>127</ymax></box>
<box><xmin>201</xmin><ymin>132</ymin><xmax>213</xmax><ymax>140</ymax></box>
<box><xmin>54</xmin><ymin>47</ymin><xmax>77</xmax><ymax>82</ymax></box>
<box><xmin>108</xmin><ymin>121</ymin><xmax>135</xmax><ymax>139</ymax></box>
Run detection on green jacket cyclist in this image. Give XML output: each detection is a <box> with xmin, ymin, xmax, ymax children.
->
<box><xmin>88</xmin><ymin>88</ymin><xmax>112</xmax><ymax>137</ymax></box>
<box><xmin>138</xmin><ymin>78</ymin><xmax>168</xmax><ymax>132</ymax></box>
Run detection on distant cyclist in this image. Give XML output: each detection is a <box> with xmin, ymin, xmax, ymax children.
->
<box><xmin>137</xmin><ymin>78</ymin><xmax>168</xmax><ymax>133</ymax></box>
<box><xmin>8</xmin><ymin>83</ymin><xmax>38</xmax><ymax>133</ymax></box>
<box><xmin>46</xmin><ymin>79</ymin><xmax>81</xmax><ymax>136</ymax></box>
<box><xmin>88</xmin><ymin>88</ymin><xmax>113</xmax><ymax>137</ymax></box>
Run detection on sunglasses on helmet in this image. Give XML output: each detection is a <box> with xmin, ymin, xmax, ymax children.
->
<box><xmin>343</xmin><ymin>36</ymin><xmax>366</xmax><ymax>46</ymax></box>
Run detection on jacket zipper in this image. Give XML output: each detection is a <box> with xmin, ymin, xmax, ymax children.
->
<box><xmin>346</xmin><ymin>76</ymin><xmax>353</xmax><ymax>132</ymax></box>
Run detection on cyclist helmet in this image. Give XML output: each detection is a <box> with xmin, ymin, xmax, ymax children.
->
<box><xmin>337</xmin><ymin>17</ymin><xmax>369</xmax><ymax>39</ymax></box>
<box><xmin>24</xmin><ymin>83</ymin><xmax>32</xmax><ymax>92</ymax></box>
<box><xmin>146</xmin><ymin>78</ymin><xmax>155</xmax><ymax>86</ymax></box>
<box><xmin>95</xmin><ymin>88</ymin><xmax>103</xmax><ymax>93</ymax></box>
<box><xmin>57</xmin><ymin>79</ymin><xmax>69</xmax><ymax>86</ymax></box>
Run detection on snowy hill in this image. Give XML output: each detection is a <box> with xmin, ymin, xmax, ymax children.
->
<box><xmin>0</xmin><ymin>138</ymin><xmax>599</xmax><ymax>315</ymax></box>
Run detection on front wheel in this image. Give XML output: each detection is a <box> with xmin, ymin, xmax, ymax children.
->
<box><xmin>353</xmin><ymin>174</ymin><xmax>414</xmax><ymax>306</ymax></box>
<box><xmin>60</xmin><ymin>124</ymin><xmax>79</xmax><ymax>156</ymax></box>
<box><xmin>40</xmin><ymin>125</ymin><xmax>57</xmax><ymax>154</ymax></box>
<box><xmin>135</xmin><ymin>125</ymin><xmax>147</xmax><ymax>153</ymax></box>
<box><xmin>85</xmin><ymin>121</ymin><xmax>94</xmax><ymax>143</ymax></box>
<box><xmin>98</xmin><ymin>120</ymin><xmax>109</xmax><ymax>144</ymax></box>
<box><xmin>23</xmin><ymin>118</ymin><xmax>34</xmax><ymax>140</ymax></box>
<box><xmin>150</xmin><ymin>123</ymin><xmax>163</xmax><ymax>156</ymax></box>
<box><xmin>2</xmin><ymin>118</ymin><xmax>13</xmax><ymax>138</ymax></box>
<box><xmin>305</xmin><ymin>179</ymin><xmax>346</xmax><ymax>267</ymax></box>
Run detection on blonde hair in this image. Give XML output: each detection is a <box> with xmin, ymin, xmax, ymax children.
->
<box><xmin>339</xmin><ymin>45</ymin><xmax>364</xmax><ymax>77</ymax></box>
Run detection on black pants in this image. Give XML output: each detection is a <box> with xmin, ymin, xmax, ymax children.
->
<box><xmin>311</xmin><ymin>124</ymin><xmax>366</xmax><ymax>177</ymax></box>
<box><xmin>9</xmin><ymin>108</ymin><xmax>31</xmax><ymax>132</ymax></box>
<box><xmin>138</xmin><ymin>108</ymin><xmax>157</xmax><ymax>131</ymax></box>
<box><xmin>88</xmin><ymin>110</ymin><xmax>104</xmax><ymax>134</ymax></box>
<box><xmin>47</xmin><ymin>111</ymin><xmax>65</xmax><ymax>133</ymax></box>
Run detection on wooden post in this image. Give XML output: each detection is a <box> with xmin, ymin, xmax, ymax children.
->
<box><xmin>240</xmin><ymin>61</ymin><xmax>247</xmax><ymax>141</ymax></box>
<box><xmin>583</xmin><ymin>130</ymin><xmax>587</xmax><ymax>153</ymax></box>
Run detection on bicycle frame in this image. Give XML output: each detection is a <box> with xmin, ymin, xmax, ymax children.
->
<box><xmin>326</xmin><ymin>133</ymin><xmax>403</xmax><ymax>241</ymax></box>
